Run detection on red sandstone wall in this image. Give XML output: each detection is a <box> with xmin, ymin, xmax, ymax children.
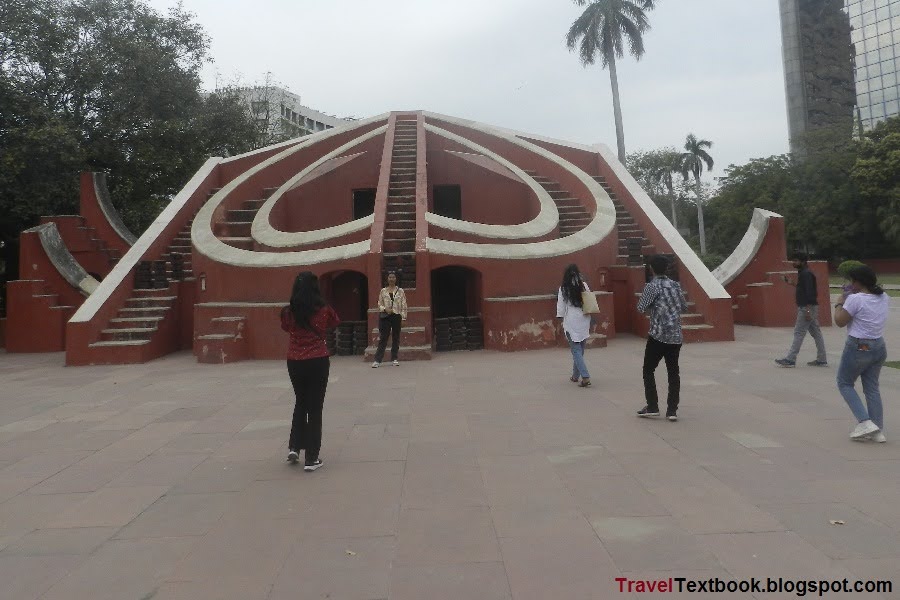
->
<box><xmin>78</xmin><ymin>172</ymin><xmax>132</xmax><ymax>254</ymax></box>
<box><xmin>425</xmin><ymin>138</ymin><xmax>538</xmax><ymax>226</ymax></box>
<box><xmin>271</xmin><ymin>139</ymin><xmax>382</xmax><ymax>232</ymax></box>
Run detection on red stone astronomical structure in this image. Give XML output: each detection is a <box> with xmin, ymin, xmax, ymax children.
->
<box><xmin>5</xmin><ymin>110</ymin><xmax>809</xmax><ymax>365</ymax></box>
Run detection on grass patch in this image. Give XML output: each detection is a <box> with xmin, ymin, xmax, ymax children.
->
<box><xmin>888</xmin><ymin>289</ymin><xmax>900</xmax><ymax>298</ymax></box>
<box><xmin>885</xmin><ymin>361</ymin><xmax>900</xmax><ymax>370</ymax></box>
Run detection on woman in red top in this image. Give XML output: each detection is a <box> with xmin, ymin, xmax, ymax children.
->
<box><xmin>280</xmin><ymin>272</ymin><xmax>340</xmax><ymax>471</ymax></box>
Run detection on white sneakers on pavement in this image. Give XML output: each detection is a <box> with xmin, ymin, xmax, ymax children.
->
<box><xmin>850</xmin><ymin>420</ymin><xmax>880</xmax><ymax>440</ymax></box>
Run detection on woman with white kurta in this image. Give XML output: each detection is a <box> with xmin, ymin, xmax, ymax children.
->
<box><xmin>557</xmin><ymin>264</ymin><xmax>592</xmax><ymax>387</ymax></box>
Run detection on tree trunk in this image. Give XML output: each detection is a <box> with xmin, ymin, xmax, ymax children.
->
<box><xmin>694</xmin><ymin>173</ymin><xmax>707</xmax><ymax>255</ymax></box>
<box><xmin>607</xmin><ymin>54</ymin><xmax>626</xmax><ymax>164</ymax></box>
<box><xmin>665</xmin><ymin>181</ymin><xmax>678</xmax><ymax>229</ymax></box>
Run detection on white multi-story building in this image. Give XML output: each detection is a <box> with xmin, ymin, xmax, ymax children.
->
<box><xmin>235</xmin><ymin>86</ymin><xmax>351</xmax><ymax>142</ymax></box>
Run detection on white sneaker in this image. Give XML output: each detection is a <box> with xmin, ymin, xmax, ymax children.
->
<box><xmin>871</xmin><ymin>431</ymin><xmax>887</xmax><ymax>443</ymax></box>
<box><xmin>392</xmin><ymin>360</ymin><xmax>400</xmax><ymax>366</ymax></box>
<box><xmin>850</xmin><ymin>420</ymin><xmax>880</xmax><ymax>440</ymax></box>
<box><xmin>286</xmin><ymin>450</ymin><xmax>299</xmax><ymax>464</ymax></box>
<box><xmin>372</xmin><ymin>362</ymin><xmax>380</xmax><ymax>368</ymax></box>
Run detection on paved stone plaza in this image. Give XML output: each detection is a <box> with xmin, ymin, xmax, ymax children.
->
<box><xmin>0</xmin><ymin>311</ymin><xmax>898</xmax><ymax>599</ymax></box>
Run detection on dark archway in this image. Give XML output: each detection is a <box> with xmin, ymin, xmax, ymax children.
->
<box><xmin>430</xmin><ymin>266</ymin><xmax>483</xmax><ymax>351</ymax></box>
<box><xmin>321</xmin><ymin>270</ymin><xmax>369</xmax><ymax>355</ymax></box>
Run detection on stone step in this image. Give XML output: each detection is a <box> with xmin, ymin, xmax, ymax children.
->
<box><xmin>89</xmin><ymin>340</ymin><xmax>150</xmax><ymax>348</ymax></box>
<box><xmin>125</xmin><ymin>296</ymin><xmax>176</xmax><ymax>306</ymax></box>
<box><xmin>363</xmin><ymin>344</ymin><xmax>432</xmax><ymax>362</ymax></box>
<box><xmin>118</xmin><ymin>306</ymin><xmax>171</xmax><ymax>317</ymax></box>
<box><xmin>221</xmin><ymin>237</ymin><xmax>253</xmax><ymax>249</ymax></box>
<box><xmin>227</xmin><ymin>209</ymin><xmax>257</xmax><ymax>221</ymax></box>
<box><xmin>223</xmin><ymin>222</ymin><xmax>251</xmax><ymax>236</ymax></box>
<box><xmin>100</xmin><ymin>328</ymin><xmax>156</xmax><ymax>341</ymax></box>
<box><xmin>557</xmin><ymin>206</ymin><xmax>587</xmax><ymax>215</ymax></box>
<box><xmin>243</xmin><ymin>199</ymin><xmax>265</xmax><ymax>210</ymax></box>
<box><xmin>108</xmin><ymin>316</ymin><xmax>165</xmax><ymax>328</ymax></box>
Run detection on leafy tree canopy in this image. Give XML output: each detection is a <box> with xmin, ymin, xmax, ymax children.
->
<box><xmin>702</xmin><ymin>121</ymin><xmax>899</xmax><ymax>262</ymax></box>
<box><xmin>852</xmin><ymin>116</ymin><xmax>900</xmax><ymax>247</ymax></box>
<box><xmin>0</xmin><ymin>0</ymin><xmax>260</xmax><ymax>277</ymax></box>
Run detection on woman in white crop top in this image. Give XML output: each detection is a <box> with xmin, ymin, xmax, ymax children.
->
<box><xmin>833</xmin><ymin>265</ymin><xmax>890</xmax><ymax>443</ymax></box>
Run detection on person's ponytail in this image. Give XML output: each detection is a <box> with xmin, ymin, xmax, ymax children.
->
<box><xmin>847</xmin><ymin>265</ymin><xmax>884</xmax><ymax>296</ymax></box>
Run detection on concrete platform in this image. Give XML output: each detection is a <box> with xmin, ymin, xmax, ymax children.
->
<box><xmin>0</xmin><ymin>310</ymin><xmax>898</xmax><ymax>599</ymax></box>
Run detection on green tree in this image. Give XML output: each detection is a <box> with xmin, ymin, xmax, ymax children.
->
<box><xmin>566</xmin><ymin>0</ymin><xmax>656</xmax><ymax>163</ymax></box>
<box><xmin>626</xmin><ymin>147</ymin><xmax>685</xmax><ymax>227</ymax></box>
<box><xmin>0</xmin><ymin>0</ymin><xmax>260</xmax><ymax>279</ymax></box>
<box><xmin>852</xmin><ymin>116</ymin><xmax>900</xmax><ymax>246</ymax></box>
<box><xmin>703</xmin><ymin>155</ymin><xmax>795</xmax><ymax>257</ymax></box>
<box><xmin>679</xmin><ymin>134</ymin><xmax>714</xmax><ymax>255</ymax></box>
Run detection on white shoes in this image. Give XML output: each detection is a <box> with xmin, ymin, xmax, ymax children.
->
<box><xmin>372</xmin><ymin>362</ymin><xmax>380</xmax><ymax>368</ymax></box>
<box><xmin>850</xmin><ymin>420</ymin><xmax>880</xmax><ymax>440</ymax></box>
<box><xmin>871</xmin><ymin>431</ymin><xmax>887</xmax><ymax>443</ymax></box>
<box><xmin>392</xmin><ymin>360</ymin><xmax>400</xmax><ymax>366</ymax></box>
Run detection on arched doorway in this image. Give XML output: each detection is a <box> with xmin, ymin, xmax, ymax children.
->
<box><xmin>430</xmin><ymin>266</ymin><xmax>483</xmax><ymax>351</ymax></box>
<box><xmin>321</xmin><ymin>271</ymin><xmax>369</xmax><ymax>356</ymax></box>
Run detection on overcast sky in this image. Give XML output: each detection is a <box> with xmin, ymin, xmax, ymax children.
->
<box><xmin>146</xmin><ymin>0</ymin><xmax>789</xmax><ymax>179</ymax></box>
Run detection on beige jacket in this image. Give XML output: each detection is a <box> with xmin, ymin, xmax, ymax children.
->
<box><xmin>377</xmin><ymin>287</ymin><xmax>408</xmax><ymax>320</ymax></box>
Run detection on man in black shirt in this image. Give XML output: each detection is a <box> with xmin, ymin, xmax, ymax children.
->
<box><xmin>775</xmin><ymin>253</ymin><xmax>827</xmax><ymax>367</ymax></box>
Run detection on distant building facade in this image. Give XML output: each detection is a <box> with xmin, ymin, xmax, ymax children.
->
<box><xmin>234</xmin><ymin>86</ymin><xmax>351</xmax><ymax>143</ymax></box>
<box><xmin>780</xmin><ymin>0</ymin><xmax>900</xmax><ymax>151</ymax></box>
<box><xmin>846</xmin><ymin>0</ymin><xmax>900</xmax><ymax>129</ymax></box>
<box><xmin>779</xmin><ymin>0</ymin><xmax>857</xmax><ymax>151</ymax></box>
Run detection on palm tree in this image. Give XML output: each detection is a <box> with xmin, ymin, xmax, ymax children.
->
<box><xmin>650</xmin><ymin>151</ymin><xmax>683</xmax><ymax>229</ymax></box>
<box><xmin>566</xmin><ymin>0</ymin><xmax>656</xmax><ymax>164</ymax></box>
<box><xmin>680</xmin><ymin>134</ymin><xmax>714</xmax><ymax>255</ymax></box>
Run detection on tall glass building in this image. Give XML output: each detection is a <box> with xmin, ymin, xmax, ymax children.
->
<box><xmin>847</xmin><ymin>0</ymin><xmax>900</xmax><ymax>129</ymax></box>
<box><xmin>780</xmin><ymin>0</ymin><xmax>900</xmax><ymax>151</ymax></box>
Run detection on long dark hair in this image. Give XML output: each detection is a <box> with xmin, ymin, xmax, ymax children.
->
<box><xmin>560</xmin><ymin>264</ymin><xmax>584</xmax><ymax>308</ymax></box>
<box><xmin>289</xmin><ymin>271</ymin><xmax>325</xmax><ymax>330</ymax></box>
<box><xmin>848</xmin><ymin>265</ymin><xmax>884</xmax><ymax>295</ymax></box>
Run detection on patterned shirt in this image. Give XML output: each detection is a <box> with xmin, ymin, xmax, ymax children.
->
<box><xmin>280</xmin><ymin>305</ymin><xmax>340</xmax><ymax>360</ymax></box>
<box><xmin>637</xmin><ymin>276</ymin><xmax>687</xmax><ymax>345</ymax></box>
<box><xmin>377</xmin><ymin>287</ymin><xmax>408</xmax><ymax>320</ymax></box>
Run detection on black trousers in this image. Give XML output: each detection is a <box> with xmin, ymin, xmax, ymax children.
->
<box><xmin>286</xmin><ymin>356</ymin><xmax>330</xmax><ymax>459</ymax></box>
<box><xmin>643</xmin><ymin>336</ymin><xmax>682</xmax><ymax>414</ymax></box>
<box><xmin>375</xmin><ymin>314</ymin><xmax>402</xmax><ymax>362</ymax></box>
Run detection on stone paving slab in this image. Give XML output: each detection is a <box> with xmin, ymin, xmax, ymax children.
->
<box><xmin>0</xmin><ymin>312</ymin><xmax>898</xmax><ymax>599</ymax></box>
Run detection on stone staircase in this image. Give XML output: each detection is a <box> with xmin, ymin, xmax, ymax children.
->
<box><xmin>521</xmin><ymin>169</ymin><xmax>591</xmax><ymax>237</ymax></box>
<box><xmin>382</xmin><ymin>117</ymin><xmax>418</xmax><ymax>289</ymax></box>
<box><xmin>592</xmin><ymin>176</ymin><xmax>656</xmax><ymax>265</ymax></box>
<box><xmin>364</xmin><ymin>306</ymin><xmax>432</xmax><ymax>362</ymax></box>
<box><xmin>91</xmin><ymin>286</ymin><xmax>176</xmax><ymax>348</ymax></box>
<box><xmin>215</xmin><ymin>188</ymin><xmax>272</xmax><ymax>250</ymax></box>
<box><xmin>3</xmin><ymin>279</ymin><xmax>76</xmax><ymax>352</ymax></box>
<box><xmin>87</xmin><ymin>209</ymin><xmax>202</xmax><ymax>352</ymax></box>
<box><xmin>164</xmin><ymin>219</ymin><xmax>194</xmax><ymax>281</ymax></box>
<box><xmin>195</xmin><ymin>315</ymin><xmax>248</xmax><ymax>364</ymax></box>
<box><xmin>41</xmin><ymin>215</ymin><xmax>122</xmax><ymax>271</ymax></box>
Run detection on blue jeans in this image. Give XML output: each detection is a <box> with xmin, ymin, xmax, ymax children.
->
<box><xmin>837</xmin><ymin>336</ymin><xmax>886</xmax><ymax>428</ymax></box>
<box><xmin>566</xmin><ymin>332</ymin><xmax>590</xmax><ymax>379</ymax></box>
<box><xmin>786</xmin><ymin>305</ymin><xmax>826</xmax><ymax>362</ymax></box>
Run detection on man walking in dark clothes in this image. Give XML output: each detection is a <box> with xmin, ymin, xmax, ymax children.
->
<box><xmin>636</xmin><ymin>255</ymin><xmax>688</xmax><ymax>422</ymax></box>
<box><xmin>775</xmin><ymin>253</ymin><xmax>827</xmax><ymax>367</ymax></box>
